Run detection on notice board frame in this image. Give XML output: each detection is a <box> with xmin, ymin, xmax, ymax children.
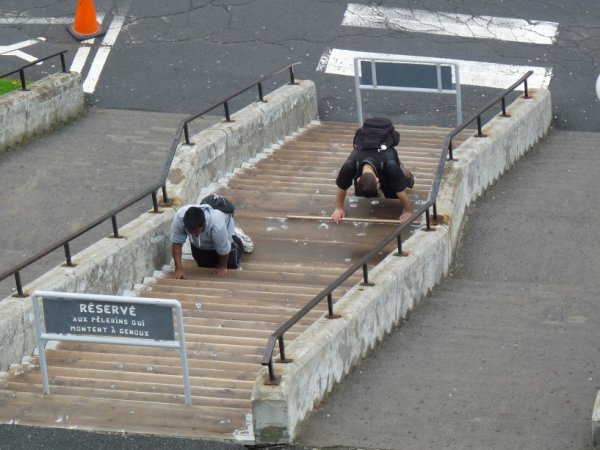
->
<box><xmin>31</xmin><ymin>290</ymin><xmax>192</xmax><ymax>405</ymax></box>
<box><xmin>354</xmin><ymin>55</ymin><xmax>462</xmax><ymax>126</ymax></box>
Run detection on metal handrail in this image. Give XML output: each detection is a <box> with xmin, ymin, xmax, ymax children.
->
<box><xmin>428</xmin><ymin>70</ymin><xmax>533</xmax><ymax>204</ymax></box>
<box><xmin>161</xmin><ymin>62</ymin><xmax>300</xmax><ymax>204</ymax></box>
<box><xmin>261</xmin><ymin>203</ymin><xmax>435</xmax><ymax>384</ymax></box>
<box><xmin>261</xmin><ymin>71</ymin><xmax>535</xmax><ymax>384</ymax></box>
<box><xmin>1</xmin><ymin>62</ymin><xmax>301</xmax><ymax>297</ymax></box>
<box><xmin>0</xmin><ymin>186</ymin><xmax>161</xmax><ymax>294</ymax></box>
<box><xmin>0</xmin><ymin>51</ymin><xmax>68</xmax><ymax>90</ymax></box>
<box><xmin>179</xmin><ymin>63</ymin><xmax>300</xmax><ymax>146</ymax></box>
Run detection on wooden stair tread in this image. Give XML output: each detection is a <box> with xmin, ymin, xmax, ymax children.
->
<box><xmin>0</xmin><ymin>390</ymin><xmax>249</xmax><ymax>438</ymax></box>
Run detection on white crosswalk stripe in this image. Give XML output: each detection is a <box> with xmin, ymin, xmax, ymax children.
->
<box><xmin>81</xmin><ymin>14</ymin><xmax>125</xmax><ymax>94</ymax></box>
<box><xmin>342</xmin><ymin>4</ymin><xmax>559</xmax><ymax>45</ymax></box>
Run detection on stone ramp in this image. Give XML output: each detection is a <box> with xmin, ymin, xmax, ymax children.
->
<box><xmin>0</xmin><ymin>121</ymin><xmax>471</xmax><ymax>442</ymax></box>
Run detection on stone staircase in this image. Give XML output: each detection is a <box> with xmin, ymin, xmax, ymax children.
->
<box><xmin>0</xmin><ymin>121</ymin><xmax>471</xmax><ymax>442</ymax></box>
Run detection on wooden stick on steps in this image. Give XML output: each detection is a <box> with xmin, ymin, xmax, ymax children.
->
<box><xmin>287</xmin><ymin>214</ymin><xmax>401</xmax><ymax>225</ymax></box>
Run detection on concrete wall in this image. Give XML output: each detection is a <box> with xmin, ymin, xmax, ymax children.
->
<box><xmin>0</xmin><ymin>79</ymin><xmax>318</xmax><ymax>371</ymax></box>
<box><xmin>0</xmin><ymin>71</ymin><xmax>84</xmax><ymax>155</ymax></box>
<box><xmin>168</xmin><ymin>80</ymin><xmax>317</xmax><ymax>205</ymax></box>
<box><xmin>594</xmin><ymin>391</ymin><xmax>600</xmax><ymax>449</ymax></box>
<box><xmin>251</xmin><ymin>89</ymin><xmax>552</xmax><ymax>444</ymax></box>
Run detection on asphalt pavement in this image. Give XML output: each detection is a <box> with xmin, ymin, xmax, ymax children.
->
<box><xmin>2</xmin><ymin>1</ymin><xmax>600</xmax><ymax>131</ymax></box>
<box><xmin>0</xmin><ymin>425</ymin><xmax>248</xmax><ymax>450</ymax></box>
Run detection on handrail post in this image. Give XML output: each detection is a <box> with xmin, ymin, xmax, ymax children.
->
<box><xmin>60</xmin><ymin>53</ymin><xmax>67</xmax><ymax>72</ymax></box>
<box><xmin>14</xmin><ymin>272</ymin><xmax>24</xmax><ymax>297</ymax></box>
<box><xmin>477</xmin><ymin>116</ymin><xmax>483</xmax><ymax>136</ymax></box>
<box><xmin>266</xmin><ymin>359</ymin><xmax>277</xmax><ymax>384</ymax></box>
<box><xmin>183</xmin><ymin>123</ymin><xmax>191</xmax><ymax>145</ymax></box>
<box><xmin>161</xmin><ymin>185</ymin><xmax>170</xmax><ymax>205</ymax></box>
<box><xmin>224</xmin><ymin>101</ymin><xmax>232</xmax><ymax>122</ymax></box>
<box><xmin>501</xmin><ymin>97</ymin><xmax>508</xmax><ymax>116</ymax></box>
<box><xmin>426</xmin><ymin>208</ymin><xmax>432</xmax><ymax>230</ymax></box>
<box><xmin>258</xmin><ymin>82</ymin><xmax>265</xmax><ymax>102</ymax></box>
<box><xmin>19</xmin><ymin>69</ymin><xmax>26</xmax><ymax>90</ymax></box>
<box><xmin>289</xmin><ymin>66</ymin><xmax>296</xmax><ymax>85</ymax></box>
<box><xmin>362</xmin><ymin>263</ymin><xmax>369</xmax><ymax>285</ymax></box>
<box><xmin>448</xmin><ymin>139</ymin><xmax>454</xmax><ymax>161</ymax></box>
<box><xmin>432</xmin><ymin>202</ymin><xmax>438</xmax><ymax>221</ymax></box>
<box><xmin>64</xmin><ymin>243</ymin><xmax>73</xmax><ymax>267</ymax></box>
<box><xmin>151</xmin><ymin>191</ymin><xmax>159</xmax><ymax>213</ymax></box>
<box><xmin>523</xmin><ymin>79</ymin><xmax>530</xmax><ymax>99</ymax></box>
<box><xmin>396</xmin><ymin>235</ymin><xmax>403</xmax><ymax>255</ymax></box>
<box><xmin>278</xmin><ymin>335</ymin><xmax>287</xmax><ymax>362</ymax></box>
<box><xmin>111</xmin><ymin>215</ymin><xmax>120</xmax><ymax>238</ymax></box>
<box><xmin>327</xmin><ymin>293</ymin><xmax>334</xmax><ymax>317</ymax></box>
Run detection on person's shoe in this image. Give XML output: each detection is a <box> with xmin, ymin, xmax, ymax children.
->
<box><xmin>235</xmin><ymin>226</ymin><xmax>254</xmax><ymax>253</ymax></box>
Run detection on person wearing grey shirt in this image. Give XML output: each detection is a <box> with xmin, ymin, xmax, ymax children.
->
<box><xmin>170</xmin><ymin>204</ymin><xmax>242</xmax><ymax>277</ymax></box>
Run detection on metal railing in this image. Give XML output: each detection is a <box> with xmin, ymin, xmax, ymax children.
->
<box><xmin>160</xmin><ymin>62</ymin><xmax>300</xmax><ymax>199</ymax></box>
<box><xmin>0</xmin><ymin>51</ymin><xmax>68</xmax><ymax>91</ymax></box>
<box><xmin>261</xmin><ymin>70</ymin><xmax>535</xmax><ymax>384</ymax></box>
<box><xmin>428</xmin><ymin>70</ymin><xmax>533</xmax><ymax>205</ymax></box>
<box><xmin>0</xmin><ymin>62</ymin><xmax>301</xmax><ymax>297</ymax></box>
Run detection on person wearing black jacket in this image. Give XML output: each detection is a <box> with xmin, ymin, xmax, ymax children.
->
<box><xmin>331</xmin><ymin>117</ymin><xmax>414</xmax><ymax>224</ymax></box>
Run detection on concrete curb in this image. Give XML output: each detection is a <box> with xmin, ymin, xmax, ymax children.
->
<box><xmin>0</xmin><ymin>72</ymin><xmax>84</xmax><ymax>155</ymax></box>
<box><xmin>0</xmin><ymin>80</ymin><xmax>318</xmax><ymax>371</ymax></box>
<box><xmin>251</xmin><ymin>89</ymin><xmax>552</xmax><ymax>444</ymax></box>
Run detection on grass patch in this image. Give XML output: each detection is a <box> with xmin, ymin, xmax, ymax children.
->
<box><xmin>0</xmin><ymin>78</ymin><xmax>24</xmax><ymax>95</ymax></box>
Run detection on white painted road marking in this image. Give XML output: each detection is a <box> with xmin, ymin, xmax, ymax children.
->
<box><xmin>317</xmin><ymin>48</ymin><xmax>553</xmax><ymax>90</ymax></box>
<box><xmin>82</xmin><ymin>14</ymin><xmax>125</xmax><ymax>94</ymax></box>
<box><xmin>0</xmin><ymin>17</ymin><xmax>73</xmax><ymax>25</ymax></box>
<box><xmin>69</xmin><ymin>46</ymin><xmax>92</xmax><ymax>74</ymax></box>
<box><xmin>69</xmin><ymin>14</ymin><xmax>107</xmax><ymax>75</ymax></box>
<box><xmin>0</xmin><ymin>12</ymin><xmax>120</xmax><ymax>94</ymax></box>
<box><xmin>0</xmin><ymin>37</ymin><xmax>46</xmax><ymax>61</ymax></box>
<box><xmin>342</xmin><ymin>4</ymin><xmax>559</xmax><ymax>45</ymax></box>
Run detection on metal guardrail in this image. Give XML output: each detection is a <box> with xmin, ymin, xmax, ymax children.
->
<box><xmin>261</xmin><ymin>71</ymin><xmax>535</xmax><ymax>385</ymax></box>
<box><xmin>428</xmin><ymin>70</ymin><xmax>533</xmax><ymax>207</ymax></box>
<box><xmin>0</xmin><ymin>62</ymin><xmax>301</xmax><ymax>297</ymax></box>
<box><xmin>0</xmin><ymin>50</ymin><xmax>68</xmax><ymax>90</ymax></box>
<box><xmin>160</xmin><ymin>62</ymin><xmax>300</xmax><ymax>201</ymax></box>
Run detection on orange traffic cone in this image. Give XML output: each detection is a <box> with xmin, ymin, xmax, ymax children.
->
<box><xmin>67</xmin><ymin>0</ymin><xmax>105</xmax><ymax>41</ymax></box>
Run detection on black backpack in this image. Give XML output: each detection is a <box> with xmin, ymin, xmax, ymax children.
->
<box><xmin>200</xmin><ymin>193</ymin><xmax>235</xmax><ymax>215</ymax></box>
<box><xmin>353</xmin><ymin>117</ymin><xmax>400</xmax><ymax>151</ymax></box>
<box><xmin>352</xmin><ymin>118</ymin><xmax>414</xmax><ymax>190</ymax></box>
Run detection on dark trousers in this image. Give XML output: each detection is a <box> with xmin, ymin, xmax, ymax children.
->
<box><xmin>190</xmin><ymin>235</ymin><xmax>242</xmax><ymax>269</ymax></box>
